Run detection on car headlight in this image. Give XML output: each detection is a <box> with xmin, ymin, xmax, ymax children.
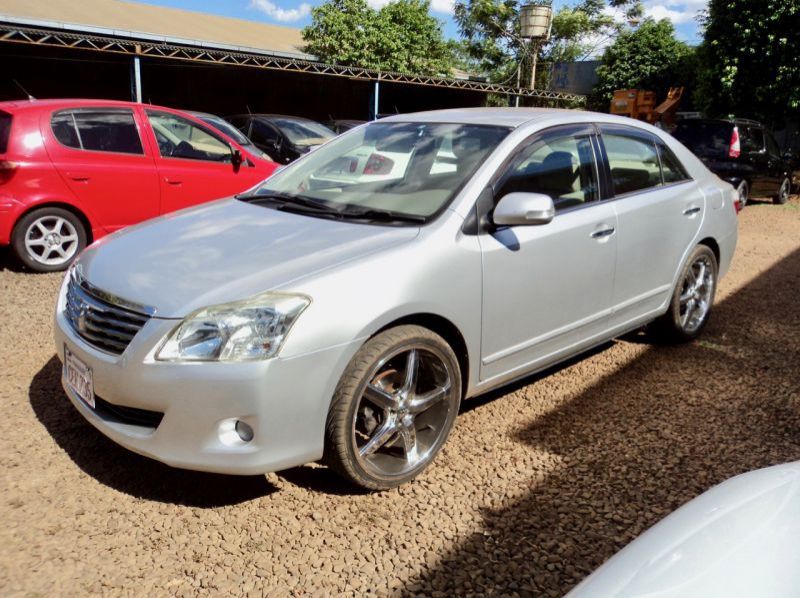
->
<box><xmin>156</xmin><ymin>292</ymin><xmax>310</xmax><ymax>362</ymax></box>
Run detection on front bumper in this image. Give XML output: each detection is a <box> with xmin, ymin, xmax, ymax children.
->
<box><xmin>53</xmin><ymin>281</ymin><xmax>362</xmax><ymax>475</ymax></box>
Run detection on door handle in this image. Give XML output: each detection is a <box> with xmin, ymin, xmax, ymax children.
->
<box><xmin>591</xmin><ymin>227</ymin><xmax>615</xmax><ymax>239</ymax></box>
<box><xmin>68</xmin><ymin>175</ymin><xmax>90</xmax><ymax>182</ymax></box>
<box><xmin>164</xmin><ymin>178</ymin><xmax>182</xmax><ymax>186</ymax></box>
<box><xmin>683</xmin><ymin>207</ymin><xmax>701</xmax><ymax>216</ymax></box>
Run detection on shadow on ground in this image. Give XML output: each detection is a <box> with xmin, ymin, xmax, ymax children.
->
<box><xmin>405</xmin><ymin>248</ymin><xmax>800</xmax><ymax>597</ymax></box>
<box><xmin>29</xmin><ymin>357</ymin><xmax>277</xmax><ymax>507</ymax></box>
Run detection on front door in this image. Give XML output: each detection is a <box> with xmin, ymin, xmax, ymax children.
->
<box><xmin>143</xmin><ymin>110</ymin><xmax>256</xmax><ymax>214</ymax></box>
<box><xmin>479</xmin><ymin>125</ymin><xmax>617</xmax><ymax>382</ymax></box>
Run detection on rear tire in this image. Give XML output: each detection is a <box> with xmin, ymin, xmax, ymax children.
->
<box><xmin>736</xmin><ymin>180</ymin><xmax>749</xmax><ymax>209</ymax></box>
<box><xmin>11</xmin><ymin>207</ymin><xmax>87</xmax><ymax>272</ymax></box>
<box><xmin>651</xmin><ymin>245</ymin><xmax>718</xmax><ymax>343</ymax></box>
<box><xmin>324</xmin><ymin>325</ymin><xmax>461</xmax><ymax>490</ymax></box>
<box><xmin>774</xmin><ymin>177</ymin><xmax>791</xmax><ymax>205</ymax></box>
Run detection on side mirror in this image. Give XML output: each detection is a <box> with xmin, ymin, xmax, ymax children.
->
<box><xmin>231</xmin><ymin>148</ymin><xmax>243</xmax><ymax>169</ymax></box>
<box><xmin>493</xmin><ymin>192</ymin><xmax>555</xmax><ymax>226</ymax></box>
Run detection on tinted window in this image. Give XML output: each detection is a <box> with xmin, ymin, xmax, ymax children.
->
<box><xmin>672</xmin><ymin>121</ymin><xmax>733</xmax><ymax>158</ymax></box>
<box><xmin>147</xmin><ymin>111</ymin><xmax>231</xmax><ymax>162</ymax></box>
<box><xmin>742</xmin><ymin>126</ymin><xmax>764</xmax><ymax>153</ymax></box>
<box><xmin>658</xmin><ymin>144</ymin><xmax>690</xmax><ymax>184</ymax></box>
<box><xmin>250</xmin><ymin>120</ymin><xmax>278</xmax><ymax>145</ymax></box>
<box><xmin>51</xmin><ymin>110</ymin><xmax>143</xmax><ymax>154</ymax></box>
<box><xmin>0</xmin><ymin>112</ymin><xmax>11</xmax><ymax>153</ymax></box>
<box><xmin>498</xmin><ymin>131</ymin><xmax>598</xmax><ymax>211</ymax></box>
<box><xmin>603</xmin><ymin>134</ymin><xmax>661</xmax><ymax>195</ymax></box>
<box><xmin>765</xmin><ymin>131</ymin><xmax>781</xmax><ymax>157</ymax></box>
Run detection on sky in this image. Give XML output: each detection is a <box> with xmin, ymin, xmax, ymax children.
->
<box><xmin>129</xmin><ymin>0</ymin><xmax>707</xmax><ymax>45</ymax></box>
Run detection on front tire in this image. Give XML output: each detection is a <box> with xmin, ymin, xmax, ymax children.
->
<box><xmin>774</xmin><ymin>177</ymin><xmax>791</xmax><ymax>205</ymax></box>
<box><xmin>324</xmin><ymin>325</ymin><xmax>462</xmax><ymax>490</ymax></box>
<box><xmin>652</xmin><ymin>245</ymin><xmax>718</xmax><ymax>343</ymax></box>
<box><xmin>11</xmin><ymin>207</ymin><xmax>86</xmax><ymax>272</ymax></box>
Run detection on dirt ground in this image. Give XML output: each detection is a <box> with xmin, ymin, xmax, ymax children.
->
<box><xmin>1</xmin><ymin>196</ymin><xmax>799</xmax><ymax>597</ymax></box>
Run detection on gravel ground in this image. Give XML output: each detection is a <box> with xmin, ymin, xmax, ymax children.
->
<box><xmin>1</xmin><ymin>197</ymin><xmax>800</xmax><ymax>597</ymax></box>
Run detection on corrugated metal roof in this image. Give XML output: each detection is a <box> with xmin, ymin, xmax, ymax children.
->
<box><xmin>0</xmin><ymin>0</ymin><xmax>308</xmax><ymax>58</ymax></box>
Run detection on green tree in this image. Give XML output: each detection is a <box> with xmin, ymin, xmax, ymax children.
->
<box><xmin>302</xmin><ymin>0</ymin><xmax>453</xmax><ymax>75</ymax></box>
<box><xmin>696</xmin><ymin>0</ymin><xmax>800</xmax><ymax>126</ymax></box>
<box><xmin>591</xmin><ymin>19</ymin><xmax>693</xmax><ymax>110</ymax></box>
<box><xmin>453</xmin><ymin>0</ymin><xmax>642</xmax><ymax>88</ymax></box>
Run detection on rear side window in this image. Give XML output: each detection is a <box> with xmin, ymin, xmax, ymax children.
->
<box><xmin>0</xmin><ymin>111</ymin><xmax>11</xmax><ymax>153</ymax></box>
<box><xmin>672</xmin><ymin>121</ymin><xmax>733</xmax><ymax>159</ymax></box>
<box><xmin>603</xmin><ymin>133</ymin><xmax>661</xmax><ymax>195</ymax></box>
<box><xmin>741</xmin><ymin>126</ymin><xmax>764</xmax><ymax>153</ymax></box>
<box><xmin>658</xmin><ymin>143</ymin><xmax>691</xmax><ymax>184</ymax></box>
<box><xmin>51</xmin><ymin>110</ymin><xmax>143</xmax><ymax>154</ymax></box>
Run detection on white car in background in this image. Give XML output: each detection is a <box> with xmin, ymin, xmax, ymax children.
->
<box><xmin>568</xmin><ymin>461</ymin><xmax>800</xmax><ymax>597</ymax></box>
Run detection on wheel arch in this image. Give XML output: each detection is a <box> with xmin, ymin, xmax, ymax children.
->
<box><xmin>374</xmin><ymin>313</ymin><xmax>470</xmax><ymax>398</ymax></box>
<box><xmin>13</xmin><ymin>201</ymin><xmax>94</xmax><ymax>244</ymax></box>
<box><xmin>698</xmin><ymin>236</ymin><xmax>720</xmax><ymax>266</ymax></box>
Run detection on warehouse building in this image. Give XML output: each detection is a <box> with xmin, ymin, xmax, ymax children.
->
<box><xmin>0</xmin><ymin>0</ymin><xmax>581</xmax><ymax>120</ymax></box>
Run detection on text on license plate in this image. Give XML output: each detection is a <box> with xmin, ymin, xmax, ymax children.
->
<box><xmin>64</xmin><ymin>345</ymin><xmax>95</xmax><ymax>409</ymax></box>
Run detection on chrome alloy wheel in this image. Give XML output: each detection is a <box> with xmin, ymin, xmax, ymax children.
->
<box><xmin>353</xmin><ymin>344</ymin><xmax>457</xmax><ymax>479</ymax></box>
<box><xmin>778</xmin><ymin>178</ymin><xmax>791</xmax><ymax>204</ymax></box>
<box><xmin>679</xmin><ymin>254</ymin><xmax>715</xmax><ymax>334</ymax></box>
<box><xmin>24</xmin><ymin>216</ymin><xmax>80</xmax><ymax>266</ymax></box>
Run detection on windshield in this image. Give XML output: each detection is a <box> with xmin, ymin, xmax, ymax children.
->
<box><xmin>242</xmin><ymin>121</ymin><xmax>510</xmax><ymax>222</ymax></box>
<box><xmin>272</xmin><ymin>118</ymin><xmax>335</xmax><ymax>145</ymax></box>
<box><xmin>673</xmin><ymin>121</ymin><xmax>733</xmax><ymax>158</ymax></box>
<box><xmin>197</xmin><ymin>115</ymin><xmax>251</xmax><ymax>146</ymax></box>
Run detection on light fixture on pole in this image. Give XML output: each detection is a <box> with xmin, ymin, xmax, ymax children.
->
<box><xmin>519</xmin><ymin>1</ymin><xmax>553</xmax><ymax>91</ymax></box>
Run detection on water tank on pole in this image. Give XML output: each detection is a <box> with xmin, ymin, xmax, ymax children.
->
<box><xmin>520</xmin><ymin>2</ymin><xmax>553</xmax><ymax>40</ymax></box>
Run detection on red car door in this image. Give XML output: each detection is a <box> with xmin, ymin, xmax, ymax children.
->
<box><xmin>141</xmin><ymin>109</ymin><xmax>272</xmax><ymax>214</ymax></box>
<box><xmin>43</xmin><ymin>106</ymin><xmax>160</xmax><ymax>233</ymax></box>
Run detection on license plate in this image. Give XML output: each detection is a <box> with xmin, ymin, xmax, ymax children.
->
<box><xmin>64</xmin><ymin>345</ymin><xmax>94</xmax><ymax>408</ymax></box>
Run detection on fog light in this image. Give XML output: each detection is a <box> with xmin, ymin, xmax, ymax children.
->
<box><xmin>235</xmin><ymin>420</ymin><xmax>254</xmax><ymax>442</ymax></box>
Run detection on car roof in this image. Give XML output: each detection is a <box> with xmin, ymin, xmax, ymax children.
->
<box><xmin>232</xmin><ymin>114</ymin><xmax>317</xmax><ymax>122</ymax></box>
<box><xmin>677</xmin><ymin>117</ymin><xmax>764</xmax><ymax>127</ymax></box>
<box><xmin>0</xmin><ymin>98</ymin><xmax>198</xmax><ymax>117</ymax></box>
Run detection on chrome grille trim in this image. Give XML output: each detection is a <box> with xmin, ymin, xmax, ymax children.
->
<box><xmin>65</xmin><ymin>273</ymin><xmax>153</xmax><ymax>355</ymax></box>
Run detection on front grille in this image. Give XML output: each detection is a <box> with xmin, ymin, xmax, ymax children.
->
<box><xmin>65</xmin><ymin>276</ymin><xmax>151</xmax><ymax>355</ymax></box>
<box><xmin>95</xmin><ymin>396</ymin><xmax>164</xmax><ymax>429</ymax></box>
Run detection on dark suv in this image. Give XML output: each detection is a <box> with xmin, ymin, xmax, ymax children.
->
<box><xmin>672</xmin><ymin>118</ymin><xmax>792</xmax><ymax>209</ymax></box>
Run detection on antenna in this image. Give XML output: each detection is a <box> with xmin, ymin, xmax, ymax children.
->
<box><xmin>12</xmin><ymin>79</ymin><xmax>35</xmax><ymax>101</ymax></box>
<box><xmin>246</xmin><ymin>105</ymin><xmax>252</xmax><ymax>115</ymax></box>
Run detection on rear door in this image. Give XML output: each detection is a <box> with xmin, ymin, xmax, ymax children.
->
<box><xmin>142</xmin><ymin>110</ymin><xmax>264</xmax><ymax>214</ymax></box>
<box><xmin>599</xmin><ymin>125</ymin><xmax>704</xmax><ymax>330</ymax></box>
<box><xmin>44</xmin><ymin>107</ymin><xmax>160</xmax><ymax>232</ymax></box>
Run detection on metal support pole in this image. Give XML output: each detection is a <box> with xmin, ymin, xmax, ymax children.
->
<box><xmin>373</xmin><ymin>79</ymin><xmax>380</xmax><ymax>120</ymax></box>
<box><xmin>530</xmin><ymin>40</ymin><xmax>539</xmax><ymax>91</ymax></box>
<box><xmin>131</xmin><ymin>55</ymin><xmax>142</xmax><ymax>103</ymax></box>
<box><xmin>515</xmin><ymin>64</ymin><xmax>521</xmax><ymax>108</ymax></box>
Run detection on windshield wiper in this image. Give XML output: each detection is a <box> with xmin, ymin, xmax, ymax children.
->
<box><xmin>339</xmin><ymin>208</ymin><xmax>427</xmax><ymax>224</ymax></box>
<box><xmin>239</xmin><ymin>192</ymin><xmax>344</xmax><ymax>218</ymax></box>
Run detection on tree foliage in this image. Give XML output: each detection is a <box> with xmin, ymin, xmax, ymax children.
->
<box><xmin>302</xmin><ymin>0</ymin><xmax>453</xmax><ymax>75</ymax></box>
<box><xmin>696</xmin><ymin>0</ymin><xmax>800</xmax><ymax>125</ymax></box>
<box><xmin>453</xmin><ymin>0</ymin><xmax>642</xmax><ymax>87</ymax></box>
<box><xmin>591</xmin><ymin>19</ymin><xmax>693</xmax><ymax>110</ymax></box>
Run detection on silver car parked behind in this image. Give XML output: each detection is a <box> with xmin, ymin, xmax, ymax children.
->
<box><xmin>54</xmin><ymin>108</ymin><xmax>738</xmax><ymax>490</ymax></box>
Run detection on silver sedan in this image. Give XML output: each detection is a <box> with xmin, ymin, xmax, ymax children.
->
<box><xmin>54</xmin><ymin>108</ymin><xmax>738</xmax><ymax>490</ymax></box>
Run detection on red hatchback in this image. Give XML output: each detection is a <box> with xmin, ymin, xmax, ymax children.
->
<box><xmin>0</xmin><ymin>99</ymin><xmax>278</xmax><ymax>271</ymax></box>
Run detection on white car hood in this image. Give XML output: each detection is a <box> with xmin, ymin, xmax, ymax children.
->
<box><xmin>77</xmin><ymin>198</ymin><xmax>419</xmax><ymax>318</ymax></box>
<box><xmin>567</xmin><ymin>461</ymin><xmax>800</xmax><ymax>597</ymax></box>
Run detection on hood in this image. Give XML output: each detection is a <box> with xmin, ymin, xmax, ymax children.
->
<box><xmin>567</xmin><ymin>461</ymin><xmax>800</xmax><ymax>597</ymax></box>
<box><xmin>78</xmin><ymin>198</ymin><xmax>419</xmax><ymax>318</ymax></box>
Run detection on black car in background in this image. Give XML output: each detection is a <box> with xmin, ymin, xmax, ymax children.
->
<box><xmin>187</xmin><ymin>111</ymin><xmax>270</xmax><ymax>161</ymax></box>
<box><xmin>324</xmin><ymin>119</ymin><xmax>367</xmax><ymax>135</ymax></box>
<box><xmin>672</xmin><ymin>118</ymin><xmax>792</xmax><ymax>209</ymax></box>
<box><xmin>226</xmin><ymin>114</ymin><xmax>335</xmax><ymax>164</ymax></box>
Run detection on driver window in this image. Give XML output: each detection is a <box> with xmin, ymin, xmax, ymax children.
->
<box><xmin>146</xmin><ymin>111</ymin><xmax>231</xmax><ymax>162</ymax></box>
<box><xmin>496</xmin><ymin>133</ymin><xmax>598</xmax><ymax>211</ymax></box>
